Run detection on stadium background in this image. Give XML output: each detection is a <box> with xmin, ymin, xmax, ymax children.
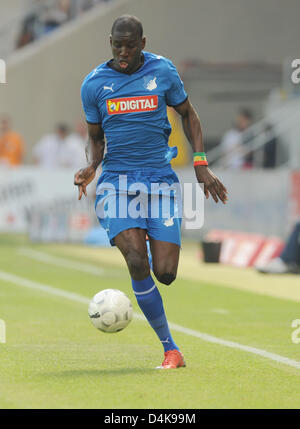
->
<box><xmin>1</xmin><ymin>0</ymin><xmax>300</xmax><ymax>410</ymax></box>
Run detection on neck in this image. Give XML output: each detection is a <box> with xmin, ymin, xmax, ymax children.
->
<box><xmin>129</xmin><ymin>54</ymin><xmax>144</xmax><ymax>74</ymax></box>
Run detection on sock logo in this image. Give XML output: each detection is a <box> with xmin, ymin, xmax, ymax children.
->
<box><xmin>161</xmin><ymin>337</ymin><xmax>170</xmax><ymax>344</ymax></box>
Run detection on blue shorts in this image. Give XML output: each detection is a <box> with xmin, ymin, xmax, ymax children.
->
<box><xmin>95</xmin><ymin>166</ymin><xmax>182</xmax><ymax>246</ymax></box>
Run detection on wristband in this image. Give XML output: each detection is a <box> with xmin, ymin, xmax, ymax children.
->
<box><xmin>193</xmin><ymin>152</ymin><xmax>208</xmax><ymax>166</ymax></box>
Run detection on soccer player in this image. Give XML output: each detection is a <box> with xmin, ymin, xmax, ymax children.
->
<box><xmin>74</xmin><ymin>15</ymin><xmax>228</xmax><ymax>369</ymax></box>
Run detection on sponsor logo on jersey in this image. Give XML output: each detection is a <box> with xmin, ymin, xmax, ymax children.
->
<box><xmin>106</xmin><ymin>95</ymin><xmax>158</xmax><ymax>115</ymax></box>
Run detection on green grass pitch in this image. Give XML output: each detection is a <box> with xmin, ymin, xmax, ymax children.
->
<box><xmin>0</xmin><ymin>234</ymin><xmax>299</xmax><ymax>409</ymax></box>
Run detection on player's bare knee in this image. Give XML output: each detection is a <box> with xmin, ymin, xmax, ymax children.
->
<box><xmin>156</xmin><ymin>272</ymin><xmax>176</xmax><ymax>285</ymax></box>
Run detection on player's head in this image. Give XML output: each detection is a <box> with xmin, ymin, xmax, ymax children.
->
<box><xmin>110</xmin><ymin>15</ymin><xmax>146</xmax><ymax>74</ymax></box>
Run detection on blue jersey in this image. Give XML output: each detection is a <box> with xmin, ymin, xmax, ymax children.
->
<box><xmin>81</xmin><ymin>51</ymin><xmax>187</xmax><ymax>171</ymax></box>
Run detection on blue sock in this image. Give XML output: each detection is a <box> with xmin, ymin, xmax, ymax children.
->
<box><xmin>131</xmin><ymin>275</ymin><xmax>179</xmax><ymax>352</ymax></box>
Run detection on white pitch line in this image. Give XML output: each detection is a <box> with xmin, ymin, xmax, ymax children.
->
<box><xmin>211</xmin><ymin>308</ymin><xmax>230</xmax><ymax>315</ymax></box>
<box><xmin>0</xmin><ymin>270</ymin><xmax>90</xmax><ymax>305</ymax></box>
<box><xmin>18</xmin><ymin>247</ymin><xmax>105</xmax><ymax>276</ymax></box>
<box><xmin>1</xmin><ymin>269</ymin><xmax>300</xmax><ymax>371</ymax></box>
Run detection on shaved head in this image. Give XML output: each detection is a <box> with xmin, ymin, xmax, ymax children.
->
<box><xmin>109</xmin><ymin>15</ymin><xmax>145</xmax><ymax>74</ymax></box>
<box><xmin>111</xmin><ymin>15</ymin><xmax>143</xmax><ymax>38</ymax></box>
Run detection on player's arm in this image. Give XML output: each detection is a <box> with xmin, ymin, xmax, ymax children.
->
<box><xmin>173</xmin><ymin>99</ymin><xmax>228</xmax><ymax>204</ymax></box>
<box><xmin>74</xmin><ymin>122</ymin><xmax>105</xmax><ymax>200</ymax></box>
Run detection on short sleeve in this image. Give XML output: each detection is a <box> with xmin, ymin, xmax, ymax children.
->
<box><xmin>81</xmin><ymin>79</ymin><xmax>101</xmax><ymax>124</ymax></box>
<box><xmin>165</xmin><ymin>60</ymin><xmax>188</xmax><ymax>107</ymax></box>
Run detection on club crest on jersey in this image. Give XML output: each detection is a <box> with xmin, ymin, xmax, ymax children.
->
<box><xmin>107</xmin><ymin>95</ymin><xmax>158</xmax><ymax>115</ymax></box>
<box><xmin>144</xmin><ymin>76</ymin><xmax>157</xmax><ymax>91</ymax></box>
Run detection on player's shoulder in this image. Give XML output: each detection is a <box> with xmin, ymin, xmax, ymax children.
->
<box><xmin>144</xmin><ymin>51</ymin><xmax>176</xmax><ymax>71</ymax></box>
<box><xmin>81</xmin><ymin>61</ymin><xmax>110</xmax><ymax>91</ymax></box>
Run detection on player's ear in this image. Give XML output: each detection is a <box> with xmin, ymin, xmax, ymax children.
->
<box><xmin>109</xmin><ymin>34</ymin><xmax>112</xmax><ymax>46</ymax></box>
<box><xmin>141</xmin><ymin>36</ymin><xmax>146</xmax><ymax>50</ymax></box>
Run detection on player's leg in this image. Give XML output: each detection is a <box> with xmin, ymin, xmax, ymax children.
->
<box><xmin>147</xmin><ymin>238</ymin><xmax>185</xmax><ymax>368</ymax></box>
<box><xmin>114</xmin><ymin>227</ymin><xmax>149</xmax><ymax>280</ymax></box>
<box><xmin>114</xmin><ymin>228</ymin><xmax>185</xmax><ymax>368</ymax></box>
<box><xmin>146</xmin><ymin>168</ymin><xmax>182</xmax><ymax>285</ymax></box>
<box><xmin>149</xmin><ymin>239</ymin><xmax>180</xmax><ymax>285</ymax></box>
<box><xmin>144</xmin><ymin>188</ymin><xmax>185</xmax><ymax>367</ymax></box>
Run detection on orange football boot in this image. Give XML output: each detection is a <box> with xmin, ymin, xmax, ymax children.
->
<box><xmin>156</xmin><ymin>349</ymin><xmax>186</xmax><ymax>369</ymax></box>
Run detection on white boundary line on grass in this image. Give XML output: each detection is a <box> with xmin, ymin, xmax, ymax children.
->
<box><xmin>1</xmin><ymin>269</ymin><xmax>300</xmax><ymax>370</ymax></box>
<box><xmin>211</xmin><ymin>308</ymin><xmax>230</xmax><ymax>315</ymax></box>
<box><xmin>18</xmin><ymin>247</ymin><xmax>105</xmax><ymax>276</ymax></box>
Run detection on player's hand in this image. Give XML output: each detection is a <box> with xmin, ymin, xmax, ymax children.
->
<box><xmin>195</xmin><ymin>166</ymin><xmax>228</xmax><ymax>204</ymax></box>
<box><xmin>74</xmin><ymin>166</ymin><xmax>96</xmax><ymax>200</ymax></box>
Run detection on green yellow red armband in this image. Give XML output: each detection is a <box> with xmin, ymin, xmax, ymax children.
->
<box><xmin>193</xmin><ymin>152</ymin><xmax>208</xmax><ymax>166</ymax></box>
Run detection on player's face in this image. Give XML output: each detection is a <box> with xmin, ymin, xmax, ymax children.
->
<box><xmin>110</xmin><ymin>31</ymin><xmax>145</xmax><ymax>74</ymax></box>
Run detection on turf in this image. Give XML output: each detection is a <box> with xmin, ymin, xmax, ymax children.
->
<box><xmin>0</xmin><ymin>234</ymin><xmax>300</xmax><ymax>409</ymax></box>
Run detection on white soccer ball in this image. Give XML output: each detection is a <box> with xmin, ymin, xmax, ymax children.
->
<box><xmin>88</xmin><ymin>289</ymin><xmax>133</xmax><ymax>333</ymax></box>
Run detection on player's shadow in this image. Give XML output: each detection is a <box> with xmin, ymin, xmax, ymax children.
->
<box><xmin>44</xmin><ymin>368</ymin><xmax>157</xmax><ymax>378</ymax></box>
